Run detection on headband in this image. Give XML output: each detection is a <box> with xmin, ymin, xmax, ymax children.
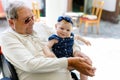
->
<box><xmin>57</xmin><ymin>16</ymin><xmax>73</xmax><ymax>25</ymax></box>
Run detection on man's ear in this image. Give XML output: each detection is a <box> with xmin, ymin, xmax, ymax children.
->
<box><xmin>9</xmin><ymin>19</ymin><xmax>14</xmax><ymax>26</ymax></box>
<box><xmin>8</xmin><ymin>19</ymin><xmax>15</xmax><ymax>29</ymax></box>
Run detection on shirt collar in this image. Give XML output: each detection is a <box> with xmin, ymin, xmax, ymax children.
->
<box><xmin>9</xmin><ymin>28</ymin><xmax>37</xmax><ymax>37</ymax></box>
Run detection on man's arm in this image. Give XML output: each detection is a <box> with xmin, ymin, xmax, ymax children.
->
<box><xmin>0</xmin><ymin>33</ymin><xmax>68</xmax><ymax>73</ymax></box>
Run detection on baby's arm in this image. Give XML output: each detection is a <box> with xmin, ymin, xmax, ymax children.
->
<box><xmin>43</xmin><ymin>39</ymin><xmax>58</xmax><ymax>57</ymax></box>
<box><xmin>74</xmin><ymin>34</ymin><xmax>91</xmax><ymax>46</ymax></box>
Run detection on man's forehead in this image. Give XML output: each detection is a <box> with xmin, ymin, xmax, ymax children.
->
<box><xmin>17</xmin><ymin>7</ymin><xmax>33</xmax><ymax>19</ymax></box>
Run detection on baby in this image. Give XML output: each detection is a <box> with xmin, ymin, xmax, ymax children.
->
<box><xmin>43</xmin><ymin>16</ymin><xmax>92</xmax><ymax>80</ymax></box>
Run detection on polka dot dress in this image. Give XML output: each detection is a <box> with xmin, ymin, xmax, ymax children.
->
<box><xmin>48</xmin><ymin>33</ymin><xmax>74</xmax><ymax>58</ymax></box>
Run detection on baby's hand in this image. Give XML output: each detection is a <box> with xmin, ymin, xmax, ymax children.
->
<box><xmin>84</xmin><ymin>40</ymin><xmax>91</xmax><ymax>46</ymax></box>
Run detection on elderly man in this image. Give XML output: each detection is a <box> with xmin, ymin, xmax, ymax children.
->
<box><xmin>0</xmin><ymin>1</ymin><xmax>95</xmax><ymax>80</ymax></box>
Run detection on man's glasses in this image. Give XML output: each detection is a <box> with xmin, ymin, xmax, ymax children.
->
<box><xmin>24</xmin><ymin>16</ymin><xmax>34</xmax><ymax>24</ymax></box>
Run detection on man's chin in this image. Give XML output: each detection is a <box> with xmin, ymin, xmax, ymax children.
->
<box><xmin>27</xmin><ymin>30</ymin><xmax>33</xmax><ymax>34</ymax></box>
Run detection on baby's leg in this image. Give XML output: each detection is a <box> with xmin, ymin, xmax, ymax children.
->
<box><xmin>80</xmin><ymin>73</ymin><xmax>88</xmax><ymax>80</ymax></box>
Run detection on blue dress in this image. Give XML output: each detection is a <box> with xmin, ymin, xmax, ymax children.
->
<box><xmin>48</xmin><ymin>33</ymin><xmax>74</xmax><ymax>58</ymax></box>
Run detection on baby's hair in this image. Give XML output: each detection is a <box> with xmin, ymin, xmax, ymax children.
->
<box><xmin>57</xmin><ymin>16</ymin><xmax>73</xmax><ymax>25</ymax></box>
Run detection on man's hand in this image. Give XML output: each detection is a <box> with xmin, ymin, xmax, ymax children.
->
<box><xmin>68</xmin><ymin>57</ymin><xmax>96</xmax><ymax>77</ymax></box>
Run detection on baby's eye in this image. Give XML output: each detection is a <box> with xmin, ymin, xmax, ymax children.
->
<box><xmin>60</xmin><ymin>28</ymin><xmax>64</xmax><ymax>30</ymax></box>
<box><xmin>67</xmin><ymin>29</ymin><xmax>70</xmax><ymax>31</ymax></box>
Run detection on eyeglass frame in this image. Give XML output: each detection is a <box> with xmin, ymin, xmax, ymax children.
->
<box><xmin>11</xmin><ymin>15</ymin><xmax>35</xmax><ymax>24</ymax></box>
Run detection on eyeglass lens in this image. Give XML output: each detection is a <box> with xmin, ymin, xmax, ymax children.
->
<box><xmin>24</xmin><ymin>16</ymin><xmax>34</xmax><ymax>24</ymax></box>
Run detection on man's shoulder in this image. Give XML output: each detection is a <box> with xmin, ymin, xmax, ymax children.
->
<box><xmin>1</xmin><ymin>28</ymin><xmax>16</xmax><ymax>37</ymax></box>
<box><xmin>1</xmin><ymin>29</ymin><xmax>12</xmax><ymax>37</ymax></box>
<box><xmin>0</xmin><ymin>28</ymin><xmax>21</xmax><ymax>43</ymax></box>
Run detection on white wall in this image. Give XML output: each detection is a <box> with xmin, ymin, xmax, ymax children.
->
<box><xmin>46</xmin><ymin>0</ymin><xmax>67</xmax><ymax>27</ymax></box>
<box><xmin>102</xmin><ymin>0</ymin><xmax>116</xmax><ymax>11</ymax></box>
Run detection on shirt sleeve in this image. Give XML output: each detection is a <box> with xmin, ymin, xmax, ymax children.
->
<box><xmin>0</xmin><ymin>32</ymin><xmax>68</xmax><ymax>73</ymax></box>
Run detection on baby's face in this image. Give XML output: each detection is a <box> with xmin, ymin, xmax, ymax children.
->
<box><xmin>56</xmin><ymin>22</ymin><xmax>72</xmax><ymax>38</ymax></box>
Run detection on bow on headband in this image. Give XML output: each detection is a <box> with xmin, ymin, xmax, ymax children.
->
<box><xmin>57</xmin><ymin>16</ymin><xmax>73</xmax><ymax>25</ymax></box>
